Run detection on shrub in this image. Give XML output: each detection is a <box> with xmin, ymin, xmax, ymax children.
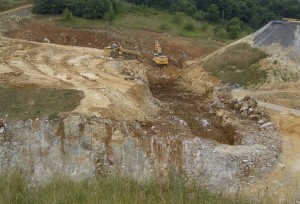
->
<box><xmin>62</xmin><ymin>8</ymin><xmax>72</xmax><ymax>20</ymax></box>
<box><xmin>200</xmin><ymin>23</ymin><xmax>209</xmax><ymax>31</ymax></box>
<box><xmin>194</xmin><ymin>11</ymin><xmax>203</xmax><ymax>20</ymax></box>
<box><xmin>184</xmin><ymin>22</ymin><xmax>195</xmax><ymax>31</ymax></box>
<box><xmin>204</xmin><ymin>43</ymin><xmax>269</xmax><ymax>87</ymax></box>
<box><xmin>104</xmin><ymin>12</ymin><xmax>113</xmax><ymax>21</ymax></box>
<box><xmin>48</xmin><ymin>112</ymin><xmax>59</xmax><ymax>120</ymax></box>
<box><xmin>159</xmin><ymin>23</ymin><xmax>168</xmax><ymax>30</ymax></box>
<box><xmin>204</xmin><ymin>4</ymin><xmax>220</xmax><ymax>23</ymax></box>
<box><xmin>171</xmin><ymin>15</ymin><xmax>182</xmax><ymax>24</ymax></box>
<box><xmin>226</xmin><ymin>17</ymin><xmax>243</xmax><ymax>39</ymax></box>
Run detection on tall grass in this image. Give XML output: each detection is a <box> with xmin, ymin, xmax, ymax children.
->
<box><xmin>0</xmin><ymin>86</ymin><xmax>83</xmax><ymax>120</ymax></box>
<box><xmin>0</xmin><ymin>172</ymin><xmax>250</xmax><ymax>204</ymax></box>
<box><xmin>204</xmin><ymin>43</ymin><xmax>268</xmax><ymax>87</ymax></box>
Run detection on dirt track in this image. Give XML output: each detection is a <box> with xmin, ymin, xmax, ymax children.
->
<box><xmin>233</xmin><ymin>88</ymin><xmax>300</xmax><ymax>202</ymax></box>
<box><xmin>240</xmin><ymin>113</ymin><xmax>300</xmax><ymax>203</ymax></box>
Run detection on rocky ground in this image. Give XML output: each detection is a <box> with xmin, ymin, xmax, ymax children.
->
<box><xmin>1</xmin><ymin>5</ymin><xmax>300</xmax><ymax>203</ymax></box>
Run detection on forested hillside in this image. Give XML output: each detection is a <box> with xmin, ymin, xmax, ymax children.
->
<box><xmin>33</xmin><ymin>0</ymin><xmax>300</xmax><ymax>29</ymax></box>
<box><xmin>127</xmin><ymin>0</ymin><xmax>300</xmax><ymax>28</ymax></box>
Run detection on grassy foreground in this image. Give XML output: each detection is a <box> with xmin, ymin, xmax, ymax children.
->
<box><xmin>0</xmin><ymin>172</ymin><xmax>250</xmax><ymax>204</ymax></box>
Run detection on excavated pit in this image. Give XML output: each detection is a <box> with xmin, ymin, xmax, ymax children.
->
<box><xmin>0</xmin><ymin>9</ymin><xmax>282</xmax><ymax>193</ymax></box>
<box><xmin>149</xmin><ymin>78</ymin><xmax>236</xmax><ymax>145</ymax></box>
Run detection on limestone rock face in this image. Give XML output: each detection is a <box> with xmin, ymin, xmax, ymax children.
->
<box><xmin>0</xmin><ymin>114</ymin><xmax>280</xmax><ymax>193</ymax></box>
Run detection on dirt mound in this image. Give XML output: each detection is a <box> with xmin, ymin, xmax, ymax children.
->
<box><xmin>181</xmin><ymin>21</ymin><xmax>300</xmax><ymax>90</ymax></box>
<box><xmin>253</xmin><ymin>21</ymin><xmax>300</xmax><ymax>51</ymax></box>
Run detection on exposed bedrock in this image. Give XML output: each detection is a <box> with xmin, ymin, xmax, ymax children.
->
<box><xmin>0</xmin><ymin>114</ymin><xmax>279</xmax><ymax>193</ymax></box>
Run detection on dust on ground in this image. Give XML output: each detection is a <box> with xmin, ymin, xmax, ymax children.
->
<box><xmin>0</xmin><ymin>36</ymin><xmax>159</xmax><ymax>120</ymax></box>
<box><xmin>0</xmin><ymin>5</ymin><xmax>299</xmax><ymax>202</ymax></box>
<box><xmin>239</xmin><ymin>112</ymin><xmax>300</xmax><ymax>203</ymax></box>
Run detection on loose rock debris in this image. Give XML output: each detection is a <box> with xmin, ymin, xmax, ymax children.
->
<box><xmin>0</xmin><ymin>6</ymin><xmax>283</xmax><ymax>196</ymax></box>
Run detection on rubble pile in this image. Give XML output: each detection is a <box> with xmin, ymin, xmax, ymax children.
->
<box><xmin>230</xmin><ymin>95</ymin><xmax>260</xmax><ymax>120</ymax></box>
<box><xmin>210</xmin><ymin>85</ymin><xmax>274</xmax><ymax>131</ymax></box>
<box><xmin>119</xmin><ymin>60</ymin><xmax>147</xmax><ymax>81</ymax></box>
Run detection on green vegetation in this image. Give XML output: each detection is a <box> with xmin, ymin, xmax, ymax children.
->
<box><xmin>226</xmin><ymin>17</ymin><xmax>244</xmax><ymax>39</ymax></box>
<box><xmin>0</xmin><ymin>0</ymin><xmax>31</xmax><ymax>12</ymax></box>
<box><xmin>33</xmin><ymin>0</ymin><xmax>120</xmax><ymax>20</ymax></box>
<box><xmin>126</xmin><ymin>0</ymin><xmax>300</xmax><ymax>29</ymax></box>
<box><xmin>57</xmin><ymin>8</ymin><xmax>236</xmax><ymax>39</ymax></box>
<box><xmin>0</xmin><ymin>86</ymin><xmax>83</xmax><ymax>120</ymax></box>
<box><xmin>31</xmin><ymin>0</ymin><xmax>300</xmax><ymax>39</ymax></box>
<box><xmin>0</xmin><ymin>172</ymin><xmax>251</xmax><ymax>204</ymax></box>
<box><xmin>205</xmin><ymin>4</ymin><xmax>220</xmax><ymax>23</ymax></box>
<box><xmin>204</xmin><ymin>43</ymin><xmax>268</xmax><ymax>87</ymax></box>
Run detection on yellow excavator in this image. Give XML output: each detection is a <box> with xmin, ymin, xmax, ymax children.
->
<box><xmin>104</xmin><ymin>43</ymin><xmax>141</xmax><ymax>60</ymax></box>
<box><xmin>152</xmin><ymin>40</ymin><xmax>168</xmax><ymax>67</ymax></box>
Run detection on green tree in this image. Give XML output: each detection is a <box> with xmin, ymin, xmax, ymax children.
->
<box><xmin>226</xmin><ymin>17</ymin><xmax>243</xmax><ymax>39</ymax></box>
<box><xmin>33</xmin><ymin>0</ymin><xmax>66</xmax><ymax>14</ymax></box>
<box><xmin>169</xmin><ymin>3</ymin><xmax>179</xmax><ymax>14</ymax></box>
<box><xmin>205</xmin><ymin>4</ymin><xmax>220</xmax><ymax>23</ymax></box>
<box><xmin>62</xmin><ymin>7</ymin><xmax>72</xmax><ymax>20</ymax></box>
<box><xmin>250</xmin><ymin>7</ymin><xmax>278</xmax><ymax>28</ymax></box>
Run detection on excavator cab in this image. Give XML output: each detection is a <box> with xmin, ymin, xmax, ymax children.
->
<box><xmin>153</xmin><ymin>53</ymin><xmax>168</xmax><ymax>65</ymax></box>
<box><xmin>152</xmin><ymin>40</ymin><xmax>168</xmax><ymax>66</ymax></box>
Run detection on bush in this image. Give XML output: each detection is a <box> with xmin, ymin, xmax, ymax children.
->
<box><xmin>48</xmin><ymin>112</ymin><xmax>59</xmax><ymax>120</ymax></box>
<box><xmin>33</xmin><ymin>0</ymin><xmax>66</xmax><ymax>14</ymax></box>
<box><xmin>194</xmin><ymin>11</ymin><xmax>203</xmax><ymax>20</ymax></box>
<box><xmin>213</xmin><ymin>26</ymin><xmax>228</xmax><ymax>38</ymax></box>
<box><xmin>104</xmin><ymin>12</ymin><xmax>113</xmax><ymax>21</ymax></box>
<box><xmin>62</xmin><ymin>8</ymin><xmax>72</xmax><ymax>20</ymax></box>
<box><xmin>226</xmin><ymin>17</ymin><xmax>243</xmax><ymax>39</ymax></box>
<box><xmin>184</xmin><ymin>22</ymin><xmax>195</xmax><ymax>31</ymax></box>
<box><xmin>158</xmin><ymin>23</ymin><xmax>168</xmax><ymax>30</ymax></box>
<box><xmin>204</xmin><ymin>43</ymin><xmax>269</xmax><ymax>87</ymax></box>
<box><xmin>33</xmin><ymin>0</ymin><xmax>119</xmax><ymax>20</ymax></box>
<box><xmin>200</xmin><ymin>23</ymin><xmax>209</xmax><ymax>31</ymax></box>
<box><xmin>171</xmin><ymin>15</ymin><xmax>182</xmax><ymax>24</ymax></box>
<box><xmin>204</xmin><ymin>4</ymin><xmax>220</xmax><ymax>23</ymax></box>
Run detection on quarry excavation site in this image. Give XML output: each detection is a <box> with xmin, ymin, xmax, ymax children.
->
<box><xmin>1</xmin><ymin>5</ymin><xmax>300</xmax><ymax>203</ymax></box>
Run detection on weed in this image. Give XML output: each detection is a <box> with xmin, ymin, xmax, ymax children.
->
<box><xmin>200</xmin><ymin>23</ymin><xmax>209</xmax><ymax>31</ymax></box>
<box><xmin>62</xmin><ymin>8</ymin><xmax>72</xmax><ymax>20</ymax></box>
<box><xmin>204</xmin><ymin>43</ymin><xmax>268</xmax><ymax>87</ymax></box>
<box><xmin>158</xmin><ymin>23</ymin><xmax>168</xmax><ymax>30</ymax></box>
<box><xmin>184</xmin><ymin>22</ymin><xmax>195</xmax><ymax>31</ymax></box>
<box><xmin>48</xmin><ymin>112</ymin><xmax>59</xmax><ymax>120</ymax></box>
<box><xmin>54</xmin><ymin>6</ymin><xmax>252</xmax><ymax>40</ymax></box>
<box><xmin>0</xmin><ymin>86</ymin><xmax>83</xmax><ymax>120</ymax></box>
<box><xmin>0</xmin><ymin>171</ymin><xmax>252</xmax><ymax>204</ymax></box>
<box><xmin>35</xmin><ymin>109</ymin><xmax>42</xmax><ymax>115</ymax></box>
<box><xmin>64</xmin><ymin>90</ymin><xmax>73</xmax><ymax>96</ymax></box>
<box><xmin>171</xmin><ymin>15</ymin><xmax>183</xmax><ymax>24</ymax></box>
